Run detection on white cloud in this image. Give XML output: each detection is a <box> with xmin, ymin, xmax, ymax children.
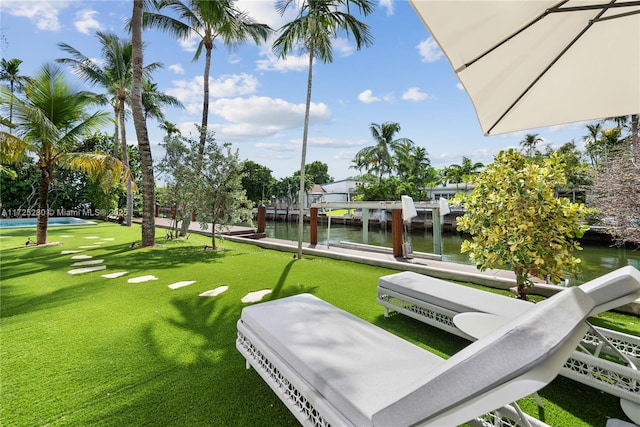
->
<box><xmin>358</xmin><ymin>89</ymin><xmax>380</xmax><ymax>104</ymax></box>
<box><xmin>209</xmin><ymin>96</ymin><xmax>332</xmax><ymax>129</ymax></box>
<box><xmin>256</xmin><ymin>142</ymin><xmax>300</xmax><ymax>152</ymax></box>
<box><xmin>308</xmin><ymin>137</ymin><xmax>367</xmax><ymax>148</ymax></box>
<box><xmin>256</xmin><ymin>51</ymin><xmax>309</xmax><ymax>72</ymax></box>
<box><xmin>2</xmin><ymin>0</ymin><xmax>70</xmax><ymax>31</ymax></box>
<box><xmin>379</xmin><ymin>0</ymin><xmax>395</xmax><ymax>16</ymax></box>
<box><xmin>166</xmin><ymin>73</ymin><xmax>259</xmax><ymax>104</ymax></box>
<box><xmin>358</xmin><ymin>89</ymin><xmax>393</xmax><ymax>104</ymax></box>
<box><xmin>236</xmin><ymin>0</ymin><xmax>294</xmax><ymax>30</ymax></box>
<box><xmin>456</xmin><ymin>82</ymin><xmax>465</xmax><ymax>91</ymax></box>
<box><xmin>168</xmin><ymin>64</ymin><xmax>185</xmax><ymax>75</ymax></box>
<box><xmin>178</xmin><ymin>34</ymin><xmax>198</xmax><ymax>52</ymax></box>
<box><xmin>333</xmin><ymin>37</ymin><xmax>355</xmax><ymax>57</ymax></box>
<box><xmin>74</xmin><ymin>9</ymin><xmax>102</xmax><ymax>35</ymax></box>
<box><xmin>402</xmin><ymin>87</ymin><xmax>429</xmax><ymax>102</ymax></box>
<box><xmin>417</xmin><ymin>37</ymin><xmax>443</xmax><ymax>63</ymax></box>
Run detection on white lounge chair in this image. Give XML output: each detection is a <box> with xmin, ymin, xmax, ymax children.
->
<box><xmin>237</xmin><ymin>287</ymin><xmax>594</xmax><ymax>427</ymax></box>
<box><xmin>377</xmin><ymin>266</ymin><xmax>640</xmax><ymax>423</ymax></box>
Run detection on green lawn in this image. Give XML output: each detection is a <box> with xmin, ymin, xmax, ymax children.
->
<box><xmin>0</xmin><ymin>222</ymin><xmax>635</xmax><ymax>426</ymax></box>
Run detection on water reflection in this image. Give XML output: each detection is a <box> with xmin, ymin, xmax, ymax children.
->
<box><xmin>265</xmin><ymin>222</ymin><xmax>640</xmax><ymax>284</ymax></box>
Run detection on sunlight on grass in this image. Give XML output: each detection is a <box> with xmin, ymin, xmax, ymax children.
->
<box><xmin>1</xmin><ymin>221</ymin><xmax>636</xmax><ymax>426</ymax></box>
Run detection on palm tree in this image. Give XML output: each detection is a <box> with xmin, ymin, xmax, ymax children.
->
<box><xmin>57</xmin><ymin>31</ymin><xmax>162</xmax><ymax>227</ymax></box>
<box><xmin>159</xmin><ymin>120</ymin><xmax>181</xmax><ymax>137</ymax></box>
<box><xmin>519</xmin><ymin>133</ymin><xmax>543</xmax><ymax>157</ymax></box>
<box><xmin>131</xmin><ymin>0</ymin><xmax>156</xmax><ymax>247</ymax></box>
<box><xmin>584</xmin><ymin>123</ymin><xmax>603</xmax><ymax>167</ymax></box>
<box><xmin>459</xmin><ymin>156</ymin><xmax>484</xmax><ymax>189</ymax></box>
<box><xmin>0</xmin><ymin>58</ymin><xmax>32</xmax><ymax>124</ymax></box>
<box><xmin>0</xmin><ymin>63</ymin><xmax>126</xmax><ymax>244</ymax></box>
<box><xmin>143</xmin><ymin>0</ymin><xmax>271</xmax><ymax>157</ymax></box>
<box><xmin>142</xmin><ymin>79</ymin><xmax>183</xmax><ymax>120</ymax></box>
<box><xmin>355</xmin><ymin>122</ymin><xmax>411</xmax><ymax>183</ymax></box>
<box><xmin>274</xmin><ymin>0</ymin><xmax>374</xmax><ymax>259</ymax></box>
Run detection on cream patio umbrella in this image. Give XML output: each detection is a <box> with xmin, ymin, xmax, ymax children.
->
<box><xmin>409</xmin><ymin>0</ymin><xmax>640</xmax><ymax>136</ymax></box>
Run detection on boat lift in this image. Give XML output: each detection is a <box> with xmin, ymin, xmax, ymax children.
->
<box><xmin>308</xmin><ymin>199</ymin><xmax>449</xmax><ymax>256</ymax></box>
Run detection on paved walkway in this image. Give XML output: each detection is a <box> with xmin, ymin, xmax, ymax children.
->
<box><xmin>150</xmin><ymin>217</ymin><xmax>523</xmax><ymax>290</ymax></box>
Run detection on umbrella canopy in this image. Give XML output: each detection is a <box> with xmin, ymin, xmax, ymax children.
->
<box><xmin>410</xmin><ymin>0</ymin><xmax>640</xmax><ymax>135</ymax></box>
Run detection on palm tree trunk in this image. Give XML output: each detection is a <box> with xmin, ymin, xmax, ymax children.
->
<box><xmin>131</xmin><ymin>0</ymin><xmax>156</xmax><ymax>247</ymax></box>
<box><xmin>119</xmin><ymin>101</ymin><xmax>133</xmax><ymax>227</ymax></box>
<box><xmin>36</xmin><ymin>167</ymin><xmax>51</xmax><ymax>245</ymax></box>
<box><xmin>112</xmin><ymin>105</ymin><xmax>120</xmax><ymax>159</ymax></box>
<box><xmin>297</xmin><ymin>45</ymin><xmax>314</xmax><ymax>260</ymax></box>
<box><xmin>199</xmin><ymin>45</ymin><xmax>212</xmax><ymax>158</ymax></box>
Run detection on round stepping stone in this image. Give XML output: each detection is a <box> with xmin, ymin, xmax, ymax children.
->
<box><xmin>102</xmin><ymin>238</ymin><xmax>115</xmax><ymax>241</ymax></box>
<box><xmin>84</xmin><ymin>236</ymin><xmax>100</xmax><ymax>239</ymax></box>
<box><xmin>68</xmin><ymin>266</ymin><xmax>106</xmax><ymax>275</ymax></box>
<box><xmin>61</xmin><ymin>250</ymin><xmax>84</xmax><ymax>254</ymax></box>
<box><xmin>241</xmin><ymin>289</ymin><xmax>272</xmax><ymax>303</ymax></box>
<box><xmin>71</xmin><ymin>255</ymin><xmax>93</xmax><ymax>260</ymax></box>
<box><xmin>199</xmin><ymin>286</ymin><xmax>228</xmax><ymax>297</ymax></box>
<box><xmin>128</xmin><ymin>275</ymin><xmax>158</xmax><ymax>283</ymax></box>
<box><xmin>169</xmin><ymin>281</ymin><xmax>196</xmax><ymax>290</ymax></box>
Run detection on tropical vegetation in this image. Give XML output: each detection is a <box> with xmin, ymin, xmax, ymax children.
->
<box><xmin>457</xmin><ymin>149</ymin><xmax>589</xmax><ymax>299</ymax></box>
<box><xmin>0</xmin><ymin>63</ymin><xmax>127</xmax><ymax>244</ymax></box>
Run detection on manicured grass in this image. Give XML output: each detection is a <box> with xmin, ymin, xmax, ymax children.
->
<box><xmin>0</xmin><ymin>222</ymin><xmax>636</xmax><ymax>426</ymax></box>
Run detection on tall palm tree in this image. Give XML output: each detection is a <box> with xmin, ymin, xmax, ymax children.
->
<box><xmin>57</xmin><ymin>31</ymin><xmax>162</xmax><ymax>227</ymax></box>
<box><xmin>519</xmin><ymin>133</ymin><xmax>543</xmax><ymax>157</ymax></box>
<box><xmin>0</xmin><ymin>58</ymin><xmax>32</xmax><ymax>124</ymax></box>
<box><xmin>131</xmin><ymin>0</ymin><xmax>156</xmax><ymax>247</ymax></box>
<box><xmin>142</xmin><ymin>0</ymin><xmax>271</xmax><ymax>157</ymax></box>
<box><xmin>274</xmin><ymin>0</ymin><xmax>374</xmax><ymax>259</ymax></box>
<box><xmin>0</xmin><ymin>63</ymin><xmax>126</xmax><ymax>244</ymax></box>
<box><xmin>355</xmin><ymin>122</ymin><xmax>411</xmax><ymax>183</ymax></box>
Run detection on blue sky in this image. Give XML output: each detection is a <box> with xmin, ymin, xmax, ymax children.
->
<box><xmin>1</xmin><ymin>0</ymin><xmax>595</xmax><ymax>181</ymax></box>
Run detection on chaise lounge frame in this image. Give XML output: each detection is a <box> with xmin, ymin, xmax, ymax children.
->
<box><xmin>377</xmin><ymin>266</ymin><xmax>640</xmax><ymax>422</ymax></box>
<box><xmin>238</xmin><ymin>288</ymin><xmax>594</xmax><ymax>427</ymax></box>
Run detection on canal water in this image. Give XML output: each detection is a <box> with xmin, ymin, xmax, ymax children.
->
<box><xmin>265</xmin><ymin>222</ymin><xmax>640</xmax><ymax>285</ymax></box>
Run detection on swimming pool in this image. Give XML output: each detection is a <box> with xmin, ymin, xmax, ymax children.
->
<box><xmin>0</xmin><ymin>217</ymin><xmax>97</xmax><ymax>228</ymax></box>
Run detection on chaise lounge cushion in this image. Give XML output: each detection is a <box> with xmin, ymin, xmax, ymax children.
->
<box><xmin>372</xmin><ymin>286</ymin><xmax>594</xmax><ymax>426</ymax></box>
<box><xmin>240</xmin><ymin>287</ymin><xmax>594</xmax><ymax>426</ymax></box>
<box><xmin>239</xmin><ymin>294</ymin><xmax>445</xmax><ymax>426</ymax></box>
<box><xmin>378</xmin><ymin>271</ymin><xmax>532</xmax><ymax>317</ymax></box>
<box><xmin>577</xmin><ymin>265</ymin><xmax>640</xmax><ymax>314</ymax></box>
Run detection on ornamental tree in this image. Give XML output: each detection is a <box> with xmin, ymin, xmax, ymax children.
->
<box><xmin>457</xmin><ymin>149</ymin><xmax>588</xmax><ymax>299</ymax></box>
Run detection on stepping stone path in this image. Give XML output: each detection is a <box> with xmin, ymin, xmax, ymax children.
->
<box><xmin>71</xmin><ymin>255</ymin><xmax>93</xmax><ymax>260</ymax></box>
<box><xmin>61</xmin><ymin>250</ymin><xmax>84</xmax><ymax>254</ymax></box>
<box><xmin>241</xmin><ymin>289</ymin><xmax>272</xmax><ymax>303</ymax></box>
<box><xmin>128</xmin><ymin>275</ymin><xmax>158</xmax><ymax>284</ymax></box>
<box><xmin>102</xmin><ymin>272</ymin><xmax>128</xmax><ymax>279</ymax></box>
<box><xmin>71</xmin><ymin>259</ymin><xmax>104</xmax><ymax>267</ymax></box>
<box><xmin>68</xmin><ymin>266</ymin><xmax>106</xmax><ymax>275</ymax></box>
<box><xmin>169</xmin><ymin>281</ymin><xmax>196</xmax><ymax>290</ymax></box>
<box><xmin>199</xmin><ymin>286</ymin><xmax>228</xmax><ymax>297</ymax></box>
